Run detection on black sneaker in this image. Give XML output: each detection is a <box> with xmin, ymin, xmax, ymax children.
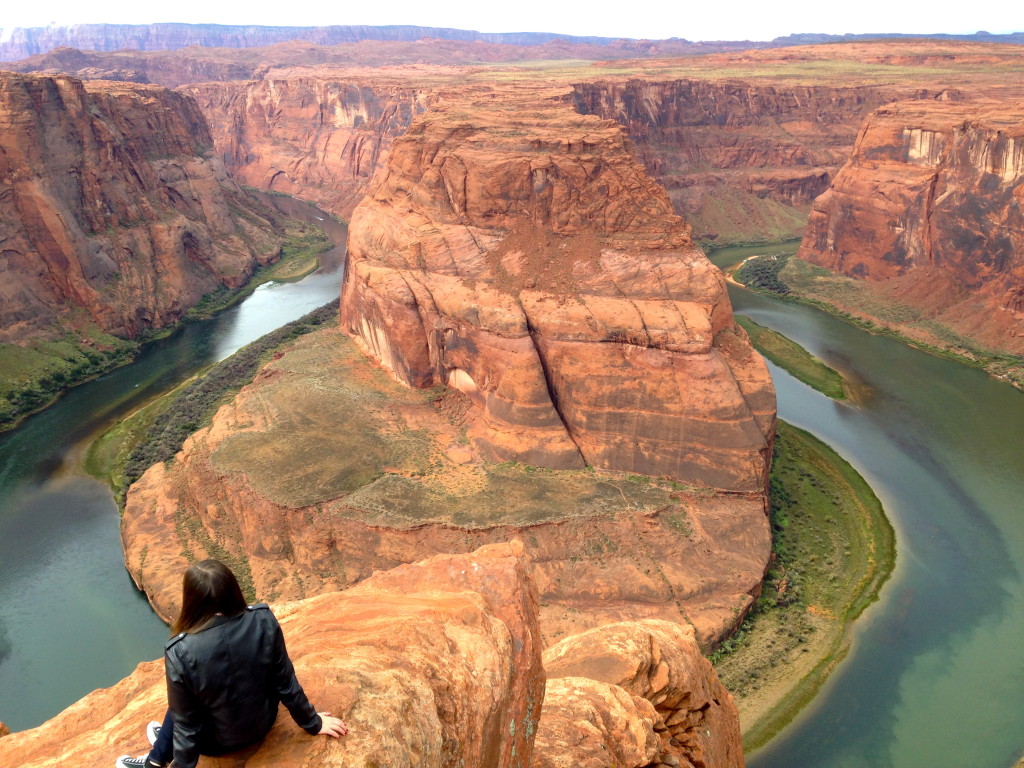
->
<box><xmin>116</xmin><ymin>757</ymin><xmax>147</xmax><ymax>768</ymax></box>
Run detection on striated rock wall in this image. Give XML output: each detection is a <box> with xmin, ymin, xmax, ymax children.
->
<box><xmin>0</xmin><ymin>72</ymin><xmax>283</xmax><ymax>343</ymax></box>
<box><xmin>798</xmin><ymin>99</ymin><xmax>1024</xmax><ymax>353</ymax></box>
<box><xmin>183</xmin><ymin>75</ymin><xmax>433</xmax><ymax>220</ymax></box>
<box><xmin>571</xmin><ymin>79</ymin><xmax>957</xmax><ymax>243</ymax></box>
<box><xmin>341</xmin><ymin>85</ymin><xmax>775</xmax><ymax>491</ymax></box>
<box><xmin>3</xmin><ymin>543</ymin><xmax>545</xmax><ymax>768</ymax></box>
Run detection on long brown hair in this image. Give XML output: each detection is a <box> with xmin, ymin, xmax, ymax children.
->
<box><xmin>170</xmin><ymin>559</ymin><xmax>247</xmax><ymax>636</ymax></box>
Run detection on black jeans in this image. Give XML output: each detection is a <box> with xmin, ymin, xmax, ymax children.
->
<box><xmin>146</xmin><ymin>710</ymin><xmax>174</xmax><ymax>767</ymax></box>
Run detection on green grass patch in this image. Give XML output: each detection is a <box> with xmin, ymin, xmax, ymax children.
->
<box><xmin>713</xmin><ymin>421</ymin><xmax>895</xmax><ymax>753</ymax></box>
<box><xmin>0</xmin><ymin>326</ymin><xmax>138</xmax><ymax>432</ymax></box>
<box><xmin>736</xmin><ymin>315</ymin><xmax>846</xmax><ymax>399</ymax></box>
<box><xmin>92</xmin><ymin>300</ymin><xmax>340</xmax><ymax>507</ymax></box>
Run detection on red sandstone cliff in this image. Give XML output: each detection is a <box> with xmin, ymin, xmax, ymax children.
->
<box><xmin>3</xmin><ymin>544</ymin><xmax>545</xmax><ymax>768</ymax></box>
<box><xmin>536</xmin><ymin>620</ymin><xmax>744</xmax><ymax>768</ymax></box>
<box><xmin>120</xmin><ymin>80</ymin><xmax>773</xmax><ymax>657</ymax></box>
<box><xmin>341</xmin><ymin>85</ymin><xmax>775</xmax><ymax>491</ymax></box>
<box><xmin>571</xmin><ymin>79</ymin><xmax>957</xmax><ymax>243</ymax></box>
<box><xmin>5</xmin><ymin>545</ymin><xmax>744</xmax><ymax>767</ymax></box>
<box><xmin>182</xmin><ymin>74</ymin><xmax>432</xmax><ymax>219</ymax></box>
<box><xmin>798</xmin><ymin>99</ymin><xmax>1024</xmax><ymax>354</ymax></box>
<box><xmin>0</xmin><ymin>72</ymin><xmax>284</xmax><ymax>344</ymax></box>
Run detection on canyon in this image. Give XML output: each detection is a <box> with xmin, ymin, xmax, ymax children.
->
<box><xmin>11</xmin><ymin>41</ymin><xmax>1015</xmax><ymax>250</ymax></box>
<box><xmin>796</xmin><ymin>98</ymin><xmax>1024</xmax><ymax>357</ymax></box>
<box><xmin>4</xmin><ymin>32</ymin><xmax>1024</xmax><ymax>767</ymax></box>
<box><xmin>1</xmin><ymin>543</ymin><xmax>743</xmax><ymax>768</ymax></box>
<box><xmin>117</xmin><ymin>84</ymin><xmax>776</xmax><ymax>701</ymax></box>
<box><xmin>0</xmin><ymin>72</ymin><xmax>285</xmax><ymax>346</ymax></box>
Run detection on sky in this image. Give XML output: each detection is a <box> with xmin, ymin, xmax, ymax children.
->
<box><xmin>1</xmin><ymin>0</ymin><xmax>1022</xmax><ymax>42</ymax></box>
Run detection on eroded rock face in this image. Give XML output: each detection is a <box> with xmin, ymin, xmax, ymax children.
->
<box><xmin>572</xmin><ymin>80</ymin><xmax>957</xmax><ymax>243</ymax></box>
<box><xmin>341</xmin><ymin>86</ymin><xmax>775</xmax><ymax>492</ymax></box>
<box><xmin>0</xmin><ymin>72</ymin><xmax>283</xmax><ymax>343</ymax></box>
<box><xmin>3</xmin><ymin>543</ymin><xmax>545</xmax><ymax>768</ymax></box>
<box><xmin>183</xmin><ymin>75</ymin><xmax>433</xmax><ymax>219</ymax></box>
<box><xmin>536</xmin><ymin>620</ymin><xmax>743</xmax><ymax>768</ymax></box>
<box><xmin>798</xmin><ymin>99</ymin><xmax>1024</xmax><ymax>353</ymax></box>
<box><xmin>123</xmin><ymin>328</ymin><xmax>772</xmax><ymax>650</ymax></box>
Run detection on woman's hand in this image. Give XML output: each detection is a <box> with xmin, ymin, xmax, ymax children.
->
<box><xmin>317</xmin><ymin>712</ymin><xmax>349</xmax><ymax>737</ymax></box>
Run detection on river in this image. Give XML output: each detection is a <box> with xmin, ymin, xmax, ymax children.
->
<box><xmin>2</xmin><ymin>229</ymin><xmax>1023</xmax><ymax>766</ymax></box>
<box><xmin>709</xmin><ymin>243</ymin><xmax>1024</xmax><ymax>768</ymax></box>
<box><xmin>0</xmin><ymin>195</ymin><xmax>347</xmax><ymax>731</ymax></box>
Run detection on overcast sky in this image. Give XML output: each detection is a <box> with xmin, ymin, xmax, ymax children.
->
<box><xmin>2</xmin><ymin>0</ymin><xmax>1022</xmax><ymax>42</ymax></box>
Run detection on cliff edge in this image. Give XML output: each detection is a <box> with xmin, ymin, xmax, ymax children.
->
<box><xmin>4</xmin><ymin>544</ymin><xmax>743</xmax><ymax>768</ymax></box>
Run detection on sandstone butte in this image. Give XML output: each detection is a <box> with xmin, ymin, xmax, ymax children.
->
<box><xmin>121</xmin><ymin>83</ymin><xmax>775</xmax><ymax>651</ymax></box>
<box><xmin>340</xmin><ymin>84</ymin><xmax>776</xmax><ymax>489</ymax></box>
<box><xmin>2</xmin><ymin>543</ymin><xmax>743</xmax><ymax>768</ymax></box>
<box><xmin>798</xmin><ymin>98</ymin><xmax>1024</xmax><ymax>355</ymax></box>
<box><xmin>0</xmin><ymin>71</ymin><xmax>284</xmax><ymax>346</ymax></box>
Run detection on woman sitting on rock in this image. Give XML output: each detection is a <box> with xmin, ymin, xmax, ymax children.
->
<box><xmin>117</xmin><ymin>559</ymin><xmax>348</xmax><ymax>768</ymax></box>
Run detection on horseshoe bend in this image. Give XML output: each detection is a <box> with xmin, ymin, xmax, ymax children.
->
<box><xmin>120</xmin><ymin>84</ymin><xmax>777</xmax><ymax>652</ymax></box>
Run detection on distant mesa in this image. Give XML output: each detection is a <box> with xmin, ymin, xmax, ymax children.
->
<box><xmin>2</xmin><ymin>21</ymin><xmax>1022</xmax><ymax>63</ymax></box>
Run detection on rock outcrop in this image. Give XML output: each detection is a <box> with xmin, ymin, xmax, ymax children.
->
<box><xmin>123</xmin><ymin>327</ymin><xmax>772</xmax><ymax>650</ymax></box>
<box><xmin>798</xmin><ymin>98</ymin><xmax>1024</xmax><ymax>354</ymax></box>
<box><xmin>0</xmin><ymin>72</ymin><xmax>284</xmax><ymax>344</ymax></box>
<box><xmin>341</xmin><ymin>85</ymin><xmax>775</xmax><ymax>491</ymax></box>
<box><xmin>571</xmin><ymin>79</ymin><xmax>956</xmax><ymax>243</ymax></box>
<box><xmin>3</xmin><ymin>543</ymin><xmax>545</xmax><ymax>768</ymax></box>
<box><xmin>535</xmin><ymin>620</ymin><xmax>743</xmax><ymax>768</ymax></box>
<box><xmin>183</xmin><ymin>74</ymin><xmax>433</xmax><ymax>219</ymax></box>
<box><xmin>6</xmin><ymin>545</ymin><xmax>746</xmax><ymax>768</ymax></box>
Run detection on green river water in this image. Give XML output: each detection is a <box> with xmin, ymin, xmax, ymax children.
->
<box><xmin>0</xmin><ymin>229</ymin><xmax>1022</xmax><ymax>768</ymax></box>
<box><xmin>710</xmin><ymin>243</ymin><xmax>1024</xmax><ymax>768</ymax></box>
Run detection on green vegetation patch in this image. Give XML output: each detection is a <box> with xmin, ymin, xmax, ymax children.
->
<box><xmin>713</xmin><ymin>421</ymin><xmax>894</xmax><ymax>753</ymax></box>
<box><xmin>735</xmin><ymin>253</ymin><xmax>791</xmax><ymax>295</ymax></box>
<box><xmin>209</xmin><ymin>329</ymin><xmax>675</xmax><ymax>526</ymax></box>
<box><xmin>778</xmin><ymin>257</ymin><xmax>1024</xmax><ymax>390</ymax></box>
<box><xmin>736</xmin><ymin>315</ymin><xmax>846</xmax><ymax>399</ymax></box>
<box><xmin>93</xmin><ymin>300</ymin><xmax>340</xmax><ymax>505</ymax></box>
<box><xmin>0</xmin><ymin>324</ymin><xmax>138</xmax><ymax>431</ymax></box>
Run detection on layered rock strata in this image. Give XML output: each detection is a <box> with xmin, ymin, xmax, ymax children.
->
<box><xmin>798</xmin><ymin>99</ymin><xmax>1024</xmax><ymax>353</ymax></box>
<box><xmin>535</xmin><ymin>620</ymin><xmax>743</xmax><ymax>768</ymax></box>
<box><xmin>3</xmin><ymin>543</ymin><xmax>545</xmax><ymax>768</ymax></box>
<box><xmin>571</xmin><ymin>80</ymin><xmax>957</xmax><ymax>243</ymax></box>
<box><xmin>0</xmin><ymin>72</ymin><xmax>283</xmax><ymax>344</ymax></box>
<box><xmin>123</xmin><ymin>328</ymin><xmax>772</xmax><ymax>649</ymax></box>
<box><xmin>183</xmin><ymin>74</ymin><xmax>433</xmax><ymax>219</ymax></box>
<box><xmin>341</xmin><ymin>86</ymin><xmax>775</xmax><ymax>491</ymax></box>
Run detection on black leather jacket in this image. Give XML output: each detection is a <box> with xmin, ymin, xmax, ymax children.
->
<box><xmin>164</xmin><ymin>604</ymin><xmax>321</xmax><ymax>768</ymax></box>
